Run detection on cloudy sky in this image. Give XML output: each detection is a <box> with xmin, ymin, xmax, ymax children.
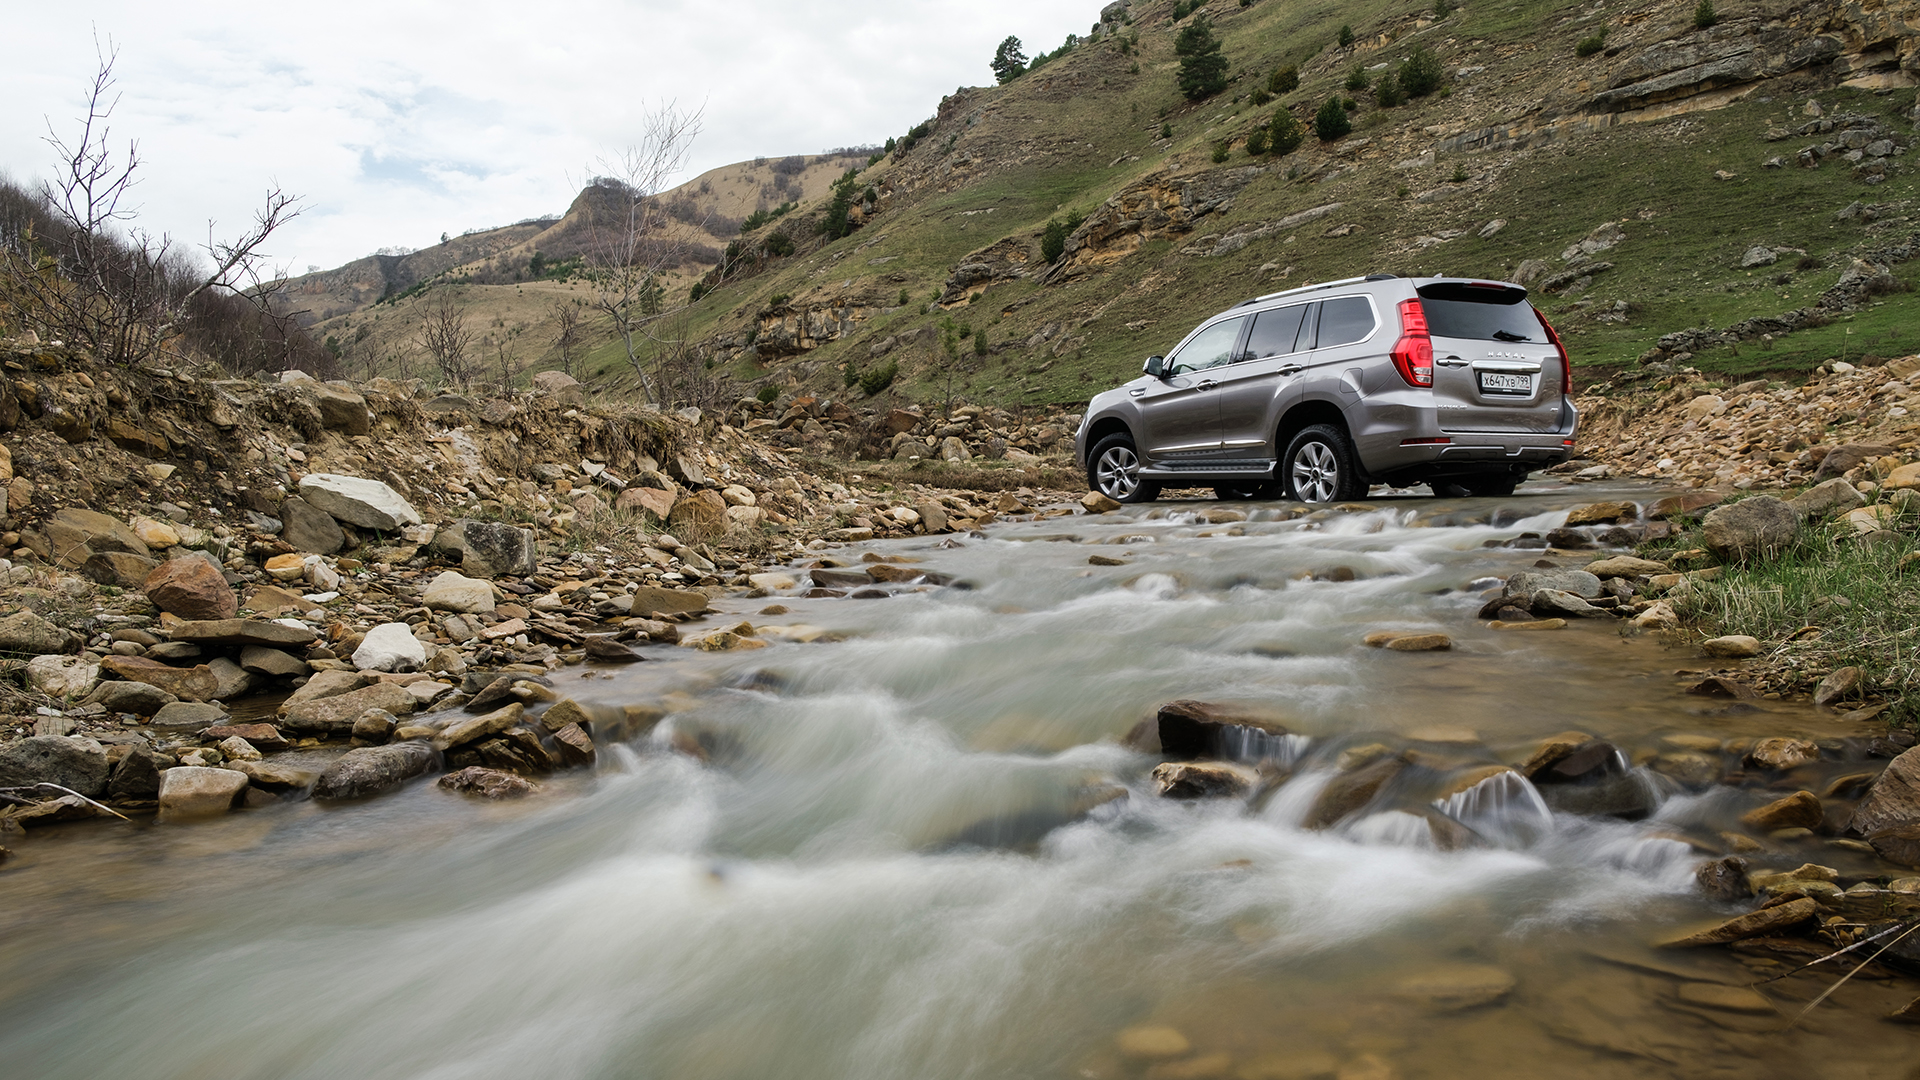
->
<box><xmin>2</xmin><ymin>1</ymin><xmax>1097</xmax><ymax>274</ymax></box>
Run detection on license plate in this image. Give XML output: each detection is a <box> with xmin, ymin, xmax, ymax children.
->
<box><xmin>1478</xmin><ymin>371</ymin><xmax>1532</xmax><ymax>395</ymax></box>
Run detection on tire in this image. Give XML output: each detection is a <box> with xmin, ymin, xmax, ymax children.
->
<box><xmin>1088</xmin><ymin>434</ymin><xmax>1162</xmax><ymax>503</ymax></box>
<box><xmin>1282</xmin><ymin>424</ymin><xmax>1366</xmax><ymax>503</ymax></box>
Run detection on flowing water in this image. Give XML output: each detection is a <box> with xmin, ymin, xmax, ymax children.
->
<box><xmin>3</xmin><ymin>484</ymin><xmax>1917</xmax><ymax>1080</ymax></box>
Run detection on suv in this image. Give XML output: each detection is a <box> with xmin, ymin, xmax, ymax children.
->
<box><xmin>1074</xmin><ymin>274</ymin><xmax>1578</xmax><ymax>503</ymax></box>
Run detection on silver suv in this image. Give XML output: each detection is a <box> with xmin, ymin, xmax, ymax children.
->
<box><xmin>1074</xmin><ymin>275</ymin><xmax>1578</xmax><ymax>502</ymax></box>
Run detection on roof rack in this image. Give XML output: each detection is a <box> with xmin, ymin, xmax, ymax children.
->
<box><xmin>1234</xmin><ymin>274</ymin><xmax>1391</xmax><ymax>309</ymax></box>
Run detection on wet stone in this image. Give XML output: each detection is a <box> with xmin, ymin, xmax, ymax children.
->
<box><xmin>1151</xmin><ymin>761</ymin><xmax>1258</xmax><ymax>799</ymax></box>
<box><xmin>437</xmin><ymin>766</ymin><xmax>536</xmax><ymax>799</ymax></box>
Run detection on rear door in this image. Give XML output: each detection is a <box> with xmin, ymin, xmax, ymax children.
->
<box><xmin>1420</xmin><ymin>282</ymin><xmax>1565</xmax><ymax>434</ymax></box>
<box><xmin>1214</xmin><ymin>302</ymin><xmax>1311</xmax><ymax>456</ymax></box>
<box><xmin>1134</xmin><ymin>316</ymin><xmax>1246</xmax><ymax>458</ymax></box>
<box><xmin>1293</xmin><ymin>294</ymin><xmax>1384</xmax><ymax>407</ymax></box>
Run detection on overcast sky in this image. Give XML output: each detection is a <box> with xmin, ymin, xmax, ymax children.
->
<box><xmin>1</xmin><ymin>1</ymin><xmax>1097</xmax><ymax>274</ymax></box>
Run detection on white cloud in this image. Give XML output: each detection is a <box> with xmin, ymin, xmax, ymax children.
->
<box><xmin>0</xmin><ymin>1</ymin><xmax>1100</xmax><ymax>272</ymax></box>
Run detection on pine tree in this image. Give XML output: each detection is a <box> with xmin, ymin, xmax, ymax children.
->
<box><xmin>991</xmin><ymin>36</ymin><xmax>1027</xmax><ymax>84</ymax></box>
<box><xmin>1174</xmin><ymin>17</ymin><xmax>1229</xmax><ymax>101</ymax></box>
<box><xmin>1269</xmin><ymin>107</ymin><xmax>1305</xmax><ymax>155</ymax></box>
<box><xmin>1314</xmin><ymin>96</ymin><xmax>1351</xmax><ymax>141</ymax></box>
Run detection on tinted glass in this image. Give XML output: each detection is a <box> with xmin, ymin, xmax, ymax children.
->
<box><xmin>1167</xmin><ymin>317</ymin><xmax>1244</xmax><ymax>374</ymax></box>
<box><xmin>1244</xmin><ymin>305</ymin><xmax>1307</xmax><ymax>359</ymax></box>
<box><xmin>1416</xmin><ymin>283</ymin><xmax>1541</xmax><ymax>341</ymax></box>
<box><xmin>1316</xmin><ymin>296</ymin><xmax>1375</xmax><ymax>348</ymax></box>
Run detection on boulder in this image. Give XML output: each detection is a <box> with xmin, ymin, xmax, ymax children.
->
<box><xmin>205</xmin><ymin>658</ymin><xmax>258</xmax><ymax>700</ymax></box>
<box><xmin>1155</xmin><ymin>700</ymin><xmax>1291</xmax><ymax>760</ymax></box>
<box><xmin>628</xmin><ymin>586</ymin><xmax>711</xmax><ymax>618</ymax></box>
<box><xmin>550</xmin><ymin>722</ymin><xmax>596</xmax><ymax>766</ymax></box>
<box><xmin>1647</xmin><ymin>492</ymin><xmax>1725</xmax><ymax>520</ymax></box>
<box><xmin>203</xmin><ymin>723</ymin><xmax>290</xmax><ymax>751</ymax></box>
<box><xmin>83</xmin><ymin>550</ymin><xmax>159</xmax><ymax>588</ymax></box>
<box><xmin>166</xmin><ymin>619</ymin><xmax>318</xmax><ymax>648</ymax></box>
<box><xmin>311</xmin><ymin>385</ymin><xmax>371</xmax><ymax>434</ymax></box>
<box><xmin>1151</xmin><ymin>760</ymin><xmax>1258</xmax><ymax>798</ymax></box>
<box><xmin>422</xmin><ymin>571</ymin><xmax>496</xmax><ymax>614</ymax></box>
<box><xmin>1303</xmin><ymin>754</ymin><xmax>1407</xmax><ymax>829</ymax></box>
<box><xmin>1700</xmin><ymin>497</ymin><xmax>1798</xmax><ymax>562</ymax></box>
<box><xmin>1812</xmin><ymin>443</ymin><xmax>1894</xmax><ymax>481</ymax></box>
<box><xmin>530</xmin><ymin>370</ymin><xmax>584</xmax><ymax>404</ymax></box>
<box><xmin>24</xmin><ymin>654</ymin><xmax>100</xmax><ymax>699</ymax></box>
<box><xmin>0</xmin><ymin>735</ymin><xmax>109</xmax><ymax>796</ymax></box>
<box><xmin>1516</xmin><ymin>731</ymin><xmax>1597</xmax><ymax>778</ymax></box>
<box><xmin>156</xmin><ymin>765</ymin><xmax>250</xmax><ymax>818</ymax></box>
<box><xmin>433</xmin><ymin>703</ymin><xmax>527</xmax><ymax>751</ymax></box>
<box><xmin>143</xmin><ymin>557</ymin><xmax>237</xmax><ymax>621</ymax></box>
<box><xmin>1631</xmin><ymin>600</ymin><xmax>1680</xmax><ymax>629</ymax></box>
<box><xmin>280</xmin><ymin>682</ymin><xmax>417</xmax><ymax>736</ymax></box>
<box><xmin>352</xmin><ymin>622</ymin><xmax>428</xmax><ymax>672</ymax></box>
<box><xmin>150</xmin><ymin>702</ymin><xmax>230</xmax><ymax>733</ymax></box>
<box><xmin>238</xmin><ymin>645</ymin><xmax>309</xmax><ymax>678</ymax></box>
<box><xmin>83</xmin><ymin>679</ymin><xmax>177</xmax><ymax>716</ymax></box>
<box><xmin>1853</xmin><ymin>747</ymin><xmax>1920</xmax><ymax>835</ymax></box>
<box><xmin>1564</xmin><ymin>501</ymin><xmax>1637</xmax><ymax>526</ymax></box>
<box><xmin>297</xmin><ymin>473</ymin><xmax>421</xmax><ymax>530</ymax></box>
<box><xmin>1786</xmin><ymin>478</ymin><xmax>1866</xmax><ymax>521</ymax></box>
<box><xmin>277</xmin><ymin>496</ymin><xmax>346</xmax><ymax>554</ymax></box>
<box><xmin>583</xmin><ymin>636</ymin><xmax>643</xmax><ymax>663</ymax></box>
<box><xmin>107</xmin><ymin>745</ymin><xmax>162</xmax><ymax>798</ymax></box>
<box><xmin>352</xmin><ymin>708</ymin><xmax>397</xmax><ymax>745</ymax></box>
<box><xmin>311</xmin><ymin>742</ymin><xmax>438</xmax><ymax>800</ymax></box>
<box><xmin>1505</xmin><ymin>569</ymin><xmax>1603</xmax><ymax>600</ymax></box>
<box><xmin>40</xmin><ymin>507</ymin><xmax>149</xmax><ymax>567</ymax></box>
<box><xmin>1530</xmin><ymin>589</ymin><xmax>1610</xmax><ymax>618</ymax></box>
<box><xmin>1741</xmin><ymin>790</ymin><xmax>1824</xmax><ymax>831</ymax></box>
<box><xmin>432</xmin><ymin>519</ymin><xmax>539</xmax><ymax>578</ymax></box>
<box><xmin>99</xmin><ymin>656</ymin><xmax>218</xmax><ymax>701</ymax></box>
<box><xmin>1868</xmin><ymin>825</ymin><xmax>1920</xmax><ymax>868</ymax></box>
<box><xmin>438</xmin><ymin>765</ymin><xmax>537</xmax><ymax>798</ymax></box>
<box><xmin>0</xmin><ymin>610</ymin><xmax>80</xmax><ymax>655</ymax></box>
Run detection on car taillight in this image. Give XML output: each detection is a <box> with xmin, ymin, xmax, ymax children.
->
<box><xmin>1390</xmin><ymin>299</ymin><xmax>1433</xmax><ymax>388</ymax></box>
<box><xmin>1535</xmin><ymin>308</ymin><xmax>1572</xmax><ymax>395</ymax></box>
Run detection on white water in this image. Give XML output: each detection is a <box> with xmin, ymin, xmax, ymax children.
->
<box><xmin>2</xmin><ymin>486</ymin><xmax>1914</xmax><ymax>1079</ymax></box>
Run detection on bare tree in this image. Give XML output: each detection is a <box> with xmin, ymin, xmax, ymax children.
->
<box><xmin>551</xmin><ymin>300</ymin><xmax>582</xmax><ymax>376</ymax></box>
<box><xmin>417</xmin><ymin>286</ymin><xmax>473</xmax><ymax>388</ymax></box>
<box><xmin>579</xmin><ymin>103</ymin><xmax>705</xmax><ymax>402</ymax></box>
<box><xmin>491</xmin><ymin>334</ymin><xmax>520</xmax><ymax>391</ymax></box>
<box><xmin>0</xmin><ymin>39</ymin><xmax>302</xmax><ymax>367</ymax></box>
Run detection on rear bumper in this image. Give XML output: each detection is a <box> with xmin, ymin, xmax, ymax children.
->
<box><xmin>1355</xmin><ymin>395</ymin><xmax>1578</xmax><ymax>483</ymax></box>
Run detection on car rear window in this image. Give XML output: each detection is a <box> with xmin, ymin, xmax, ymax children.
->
<box><xmin>1314</xmin><ymin>296</ymin><xmax>1376</xmax><ymax>348</ymax></box>
<box><xmin>1417</xmin><ymin>283</ymin><xmax>1541</xmax><ymax>342</ymax></box>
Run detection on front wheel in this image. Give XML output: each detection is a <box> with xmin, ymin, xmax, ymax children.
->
<box><xmin>1282</xmin><ymin>424</ymin><xmax>1367</xmax><ymax>503</ymax></box>
<box><xmin>1088</xmin><ymin>434</ymin><xmax>1162</xmax><ymax>503</ymax></box>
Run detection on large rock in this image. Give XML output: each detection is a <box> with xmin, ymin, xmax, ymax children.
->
<box><xmin>1661</xmin><ymin>897</ymin><xmax>1819</xmax><ymax>947</ymax></box>
<box><xmin>529</xmin><ymin>370</ymin><xmax>585</xmax><ymax>404</ymax></box>
<box><xmin>1742</xmin><ymin>790</ymin><xmax>1824</xmax><ymax>831</ymax></box>
<box><xmin>1530</xmin><ymin>589</ymin><xmax>1610</xmax><ymax>619</ymax></box>
<box><xmin>277</xmin><ymin>496</ymin><xmax>346</xmax><ymax>555</ymax></box>
<box><xmin>1505</xmin><ymin>569</ymin><xmax>1602</xmax><ymax>600</ymax></box>
<box><xmin>1700</xmin><ymin>496</ymin><xmax>1798</xmax><ymax>562</ymax></box>
<box><xmin>99</xmin><ymin>656</ymin><xmax>218</xmax><ymax>701</ymax></box>
<box><xmin>1853</xmin><ymin>746</ymin><xmax>1920</xmax><ymax>835</ymax></box>
<box><xmin>157</xmin><ymin>765</ymin><xmax>250</xmax><ymax>818</ymax></box>
<box><xmin>39</xmin><ymin>507</ymin><xmax>149</xmax><ymax>568</ymax></box>
<box><xmin>1304</xmin><ymin>754</ymin><xmax>1407</xmax><ymax>829</ymax></box>
<box><xmin>628</xmin><ymin>586</ymin><xmax>711</xmax><ymax>618</ymax></box>
<box><xmin>279</xmin><ymin>669</ymin><xmax>375</xmax><ymax>711</ymax></box>
<box><xmin>143</xmin><ymin>557</ymin><xmax>238</xmax><ymax>621</ymax></box>
<box><xmin>311</xmin><ymin>385</ymin><xmax>371</xmax><ymax>435</ymax></box>
<box><xmin>438</xmin><ymin>765</ymin><xmax>538</xmax><ymax>798</ymax></box>
<box><xmin>1151</xmin><ymin>760</ymin><xmax>1258</xmax><ymax>799</ymax></box>
<box><xmin>280</xmin><ymin>682</ymin><xmax>417</xmax><ymax>736</ymax></box>
<box><xmin>1744</xmin><ymin>737</ymin><xmax>1819</xmax><ymax>771</ymax></box>
<box><xmin>432</xmin><ymin>703</ymin><xmax>526</xmax><ymax>751</ymax></box>
<box><xmin>352</xmin><ymin>622</ymin><xmax>428</xmax><ymax>672</ymax></box>
<box><xmin>25</xmin><ymin>654</ymin><xmax>100</xmax><ymax>699</ymax></box>
<box><xmin>1156</xmin><ymin>699</ymin><xmax>1291</xmax><ymax>760</ymax></box>
<box><xmin>432</xmin><ymin>519</ymin><xmax>538</xmax><ymax>578</ymax></box>
<box><xmin>0</xmin><ymin>735</ymin><xmax>109</xmax><ymax>796</ymax></box>
<box><xmin>1786</xmin><ymin>478</ymin><xmax>1867</xmax><ymax>521</ymax></box>
<box><xmin>1868</xmin><ymin>826</ymin><xmax>1920</xmax><ymax>868</ymax></box>
<box><xmin>0</xmin><ymin>610</ymin><xmax>80</xmax><ymax>655</ymax></box>
<box><xmin>1584</xmin><ymin>555</ymin><xmax>1668</xmax><ymax>578</ymax></box>
<box><xmin>84</xmin><ymin>679</ymin><xmax>177</xmax><ymax>716</ymax></box>
<box><xmin>239</xmin><ymin>645</ymin><xmax>309</xmax><ymax>678</ymax></box>
<box><xmin>166</xmin><ymin>619</ymin><xmax>318</xmax><ymax>648</ymax></box>
<box><xmin>108</xmin><ymin>745</ymin><xmax>162</xmax><ymax>798</ymax></box>
<box><xmin>151</xmin><ymin>702</ymin><xmax>231</xmax><ymax>733</ymax></box>
<box><xmin>297</xmin><ymin>473</ymin><xmax>421</xmax><ymax>530</ymax></box>
<box><xmin>83</xmin><ymin>550</ymin><xmax>159</xmax><ymax>588</ymax></box>
<box><xmin>311</xmin><ymin>742</ymin><xmax>438</xmax><ymax>800</ymax></box>
<box><xmin>422</xmin><ymin>571</ymin><xmax>495</xmax><ymax>614</ymax></box>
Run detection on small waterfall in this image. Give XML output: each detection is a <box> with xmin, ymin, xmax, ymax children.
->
<box><xmin>1217</xmin><ymin>727</ymin><xmax>1310</xmax><ymax>766</ymax></box>
<box><xmin>1346</xmin><ymin>810</ymin><xmax>1437</xmax><ymax>849</ymax></box>
<box><xmin>1433</xmin><ymin>770</ymin><xmax>1555</xmax><ymax>849</ymax></box>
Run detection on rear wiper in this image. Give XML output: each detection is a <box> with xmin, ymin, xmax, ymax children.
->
<box><xmin>1491</xmin><ymin>330</ymin><xmax>1532</xmax><ymax>342</ymax></box>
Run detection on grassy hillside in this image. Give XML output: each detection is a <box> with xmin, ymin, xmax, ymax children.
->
<box><xmin>299</xmin><ymin>0</ymin><xmax>1920</xmax><ymax>408</ymax></box>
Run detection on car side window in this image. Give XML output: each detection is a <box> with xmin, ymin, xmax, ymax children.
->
<box><xmin>1315</xmin><ymin>296</ymin><xmax>1376</xmax><ymax>348</ymax></box>
<box><xmin>1243</xmin><ymin>305</ymin><xmax>1307</xmax><ymax>360</ymax></box>
<box><xmin>1167</xmin><ymin>317</ymin><xmax>1244</xmax><ymax>374</ymax></box>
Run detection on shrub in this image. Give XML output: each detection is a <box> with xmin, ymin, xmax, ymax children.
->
<box><xmin>1345</xmin><ymin>66</ymin><xmax>1370</xmax><ymax>91</ymax></box>
<box><xmin>898</xmin><ymin>288</ymin><xmax>911</xmax><ymax>305</ymax></box>
<box><xmin>1269</xmin><ymin>107</ymin><xmax>1305</xmax><ymax>154</ymax></box>
<box><xmin>1160</xmin><ymin>121</ymin><xmax>1174</xmax><ymax>139</ymax></box>
<box><xmin>1450</xmin><ymin>164</ymin><xmax>1468</xmax><ymax>183</ymax></box>
<box><xmin>1172</xmin><ymin>0</ymin><xmax>1194</xmax><ymax>18</ymax></box>
<box><xmin>1245</xmin><ymin>127</ymin><xmax>1271</xmax><ymax>155</ymax></box>
<box><xmin>974</xmin><ymin>332</ymin><xmax>988</xmax><ymax>356</ymax></box>
<box><xmin>1433</xmin><ymin>0</ymin><xmax>1453</xmax><ymax>17</ymax></box>
<box><xmin>1268</xmin><ymin>66</ymin><xmax>1299</xmax><ymax>95</ymax></box>
<box><xmin>1399</xmin><ymin>45</ymin><xmax>1445</xmax><ymax>97</ymax></box>
<box><xmin>1314</xmin><ymin>96</ymin><xmax>1352</xmax><ymax>141</ymax></box>
<box><xmin>1251</xmin><ymin>88</ymin><xmax>1272</xmax><ymax>106</ymax></box>
<box><xmin>1374</xmin><ymin>70</ymin><xmax>1406</xmax><ymax>107</ymax></box>
<box><xmin>1576</xmin><ymin>29</ymin><xmax>1607</xmax><ymax>57</ymax></box>
<box><xmin>1175</xmin><ymin>17</ymin><xmax>1229</xmax><ymax>100</ymax></box>
<box><xmin>1040</xmin><ymin>209</ymin><xmax>1084</xmax><ymax>263</ymax></box>
<box><xmin>859</xmin><ymin>360</ymin><xmax>898</xmax><ymax>396</ymax></box>
<box><xmin>764</xmin><ymin>231</ymin><xmax>795</xmax><ymax>257</ymax></box>
<box><xmin>1212</xmin><ymin>141</ymin><xmax>1231</xmax><ymax>162</ymax></box>
<box><xmin>1337</xmin><ymin>24</ymin><xmax>1355</xmax><ymax>47</ymax></box>
<box><xmin>689</xmin><ymin>282</ymin><xmax>709</xmax><ymax>303</ymax></box>
<box><xmin>1693</xmin><ymin>0</ymin><xmax>1716</xmax><ymax>29</ymax></box>
<box><xmin>756</xmin><ymin>383</ymin><xmax>779</xmax><ymax>404</ymax></box>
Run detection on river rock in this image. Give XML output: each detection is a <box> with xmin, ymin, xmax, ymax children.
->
<box><xmin>1115</xmin><ymin>1026</ymin><xmax>1191</xmax><ymax>1060</ymax></box>
<box><xmin>25</xmin><ymin>654</ymin><xmax>100</xmax><ymax>699</ymax></box>
<box><xmin>297</xmin><ymin>473</ymin><xmax>422</xmax><ymax>530</ymax></box>
<box><xmin>203</xmin><ymin>723</ymin><xmax>290</xmax><ymax>751</ymax></box>
<box><xmin>539</xmin><ymin>698</ymin><xmax>595</xmax><ymax>734</ymax></box>
<box><xmin>206</xmin><ymin>657</ymin><xmax>257</xmax><ymax>700</ymax></box>
<box><xmin>1813</xmin><ymin>666</ymin><xmax>1864</xmax><ymax>708</ymax></box>
<box><xmin>431</xmin><ymin>519</ymin><xmax>539</xmax><ymax>578</ymax></box>
<box><xmin>279</xmin><ymin>668</ymin><xmax>376</xmax><ymax>711</ymax></box>
<box><xmin>1647</xmin><ymin>492</ymin><xmax>1726</xmax><ymax>520</ymax></box>
<box><xmin>1394</xmin><ymin>965</ymin><xmax>1516</xmax><ymax>1011</ymax></box>
<box><xmin>352</xmin><ymin>622</ymin><xmax>428</xmax><ymax>672</ymax></box>
<box><xmin>230</xmin><ymin>759</ymin><xmax>323</xmax><ymax>790</ymax></box>
<box><xmin>142</xmin><ymin>557</ymin><xmax>237</xmax><ymax>621</ymax></box>
<box><xmin>438</xmin><ymin>765</ymin><xmax>537</xmax><ymax>799</ymax></box>
<box><xmin>1584</xmin><ymin>555</ymin><xmax>1668</xmax><ymax>578</ymax></box>
<box><xmin>280</xmin><ymin>682</ymin><xmax>417</xmax><ymax>736</ymax></box>
<box><xmin>1744</xmin><ymin>738</ymin><xmax>1820</xmax><ymax>771</ymax></box>
<box><xmin>0</xmin><ymin>610</ymin><xmax>80</xmax><ymax>654</ymax></box>
<box><xmin>1741</xmin><ymin>790</ymin><xmax>1823</xmax><ymax>831</ymax></box>
<box><xmin>1700</xmin><ymin>635</ymin><xmax>1762</xmax><ymax>659</ymax></box>
<box><xmin>1700</xmin><ymin>497</ymin><xmax>1798</xmax><ymax>561</ymax></box>
<box><xmin>422</xmin><ymin>571</ymin><xmax>495</xmax><ymax>614</ymax></box>
<box><xmin>84</xmin><ymin>679</ymin><xmax>177</xmax><ymax>716</ymax></box>
<box><xmin>1385</xmin><ymin>633</ymin><xmax>1452</xmax><ymax>651</ymax></box>
<box><xmin>1695</xmin><ymin>856</ymin><xmax>1752</xmax><ymax>901</ymax></box>
<box><xmin>1304</xmin><ymin>753</ymin><xmax>1406</xmax><ymax>829</ymax></box>
<box><xmin>1786</xmin><ymin>478</ymin><xmax>1867</xmax><ymax>520</ymax></box>
<box><xmin>583</xmin><ymin>636</ymin><xmax>644</xmax><ymax>663</ymax></box>
<box><xmin>1661</xmin><ymin>896</ymin><xmax>1820</xmax><ymax>947</ymax></box>
<box><xmin>0</xmin><ymin>735</ymin><xmax>108</xmax><ymax>796</ymax></box>
<box><xmin>150</xmin><ymin>702</ymin><xmax>231</xmax><ymax>733</ymax></box>
<box><xmin>1868</xmin><ymin>826</ymin><xmax>1920</xmax><ymax>867</ymax></box>
<box><xmin>1632</xmin><ymin>600</ymin><xmax>1679</xmax><ymax>629</ymax></box>
<box><xmin>433</xmin><ymin>702</ymin><xmax>526</xmax><ymax>751</ymax></box>
<box><xmin>1565</xmin><ymin>501</ymin><xmax>1636</xmax><ymax>526</ymax></box>
<box><xmin>238</xmin><ymin>645</ymin><xmax>308</xmax><ymax>678</ymax></box>
<box><xmin>628</xmin><ymin>586</ymin><xmax>712</xmax><ymax>618</ymax></box>
<box><xmin>278</xmin><ymin>496</ymin><xmax>346</xmax><ymax>554</ymax></box>
<box><xmin>157</xmin><ymin>765</ymin><xmax>250</xmax><ymax>818</ymax></box>
<box><xmin>310</xmin><ymin>742</ymin><xmax>438</xmax><ymax>800</ymax></box>
<box><xmin>351</xmin><ymin>708</ymin><xmax>398</xmax><ymax>746</ymax></box>
<box><xmin>1151</xmin><ymin>760</ymin><xmax>1258</xmax><ymax>799</ymax></box>
<box><xmin>550</xmin><ymin>722</ymin><xmax>596</xmax><ymax>766</ymax></box>
<box><xmin>1852</xmin><ymin>746</ymin><xmax>1920</xmax><ymax>835</ymax></box>
<box><xmin>165</xmin><ymin>619</ymin><xmax>319</xmax><ymax>648</ymax></box>
<box><xmin>1506</xmin><ymin>569</ymin><xmax>1603</xmax><ymax>600</ymax></box>
<box><xmin>1531</xmin><ymin>589</ymin><xmax>1609</xmax><ymax>618</ymax></box>
<box><xmin>1515</xmin><ymin>731</ymin><xmax>1595</xmax><ymax>777</ymax></box>
<box><xmin>107</xmin><ymin>745</ymin><xmax>161</xmax><ymax>798</ymax></box>
<box><xmin>99</xmin><ymin>656</ymin><xmax>217</xmax><ymax>701</ymax></box>
<box><xmin>83</xmin><ymin>550</ymin><xmax>159</xmax><ymax>588</ymax></box>
<box><xmin>1155</xmin><ymin>699</ymin><xmax>1290</xmax><ymax>760</ymax></box>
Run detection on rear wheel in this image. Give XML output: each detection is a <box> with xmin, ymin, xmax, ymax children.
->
<box><xmin>1089</xmin><ymin>434</ymin><xmax>1162</xmax><ymax>504</ymax></box>
<box><xmin>1282</xmin><ymin>424</ymin><xmax>1366</xmax><ymax>503</ymax></box>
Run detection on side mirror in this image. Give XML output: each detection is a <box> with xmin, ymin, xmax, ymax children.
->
<box><xmin>1143</xmin><ymin>355</ymin><xmax>1166</xmax><ymax>378</ymax></box>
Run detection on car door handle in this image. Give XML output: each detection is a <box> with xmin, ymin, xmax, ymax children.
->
<box><xmin>1128</xmin><ymin>387</ymin><xmax>1146</xmax><ymax>396</ymax></box>
<box><xmin>1196</xmin><ymin>380</ymin><xmax>1218</xmax><ymax>391</ymax></box>
<box><xmin>1276</xmin><ymin>365</ymin><xmax>1302</xmax><ymax>376</ymax></box>
<box><xmin>1437</xmin><ymin>356</ymin><xmax>1470</xmax><ymax>367</ymax></box>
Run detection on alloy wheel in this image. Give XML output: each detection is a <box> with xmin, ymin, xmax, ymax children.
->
<box><xmin>1291</xmin><ymin>441</ymin><xmax>1338</xmax><ymax>503</ymax></box>
<box><xmin>1096</xmin><ymin>445</ymin><xmax>1141</xmax><ymax>499</ymax></box>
